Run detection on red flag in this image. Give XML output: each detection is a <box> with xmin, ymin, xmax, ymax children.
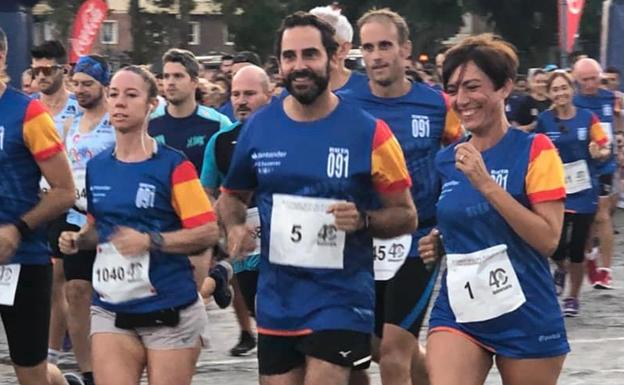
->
<box><xmin>69</xmin><ymin>0</ymin><xmax>108</xmax><ymax>63</ymax></box>
<box><xmin>564</xmin><ymin>0</ymin><xmax>586</xmax><ymax>53</ymax></box>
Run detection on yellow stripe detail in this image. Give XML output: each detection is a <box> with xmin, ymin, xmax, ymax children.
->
<box><xmin>526</xmin><ymin>148</ymin><xmax>565</xmax><ymax>196</ymax></box>
<box><xmin>590</xmin><ymin>122</ymin><xmax>607</xmax><ymax>144</ymax></box>
<box><xmin>23</xmin><ymin>113</ymin><xmax>61</xmax><ymax>156</ymax></box>
<box><xmin>443</xmin><ymin>110</ymin><xmax>463</xmax><ymax>144</ymax></box>
<box><xmin>372</xmin><ymin>135</ymin><xmax>410</xmax><ymax>191</ymax></box>
<box><xmin>172</xmin><ymin>179</ymin><xmax>213</xmax><ymax>221</ymax></box>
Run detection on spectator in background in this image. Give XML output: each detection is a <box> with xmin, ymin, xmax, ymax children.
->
<box><xmin>512</xmin><ymin>68</ymin><xmax>551</xmax><ymax>131</ymax></box>
<box><xmin>220</xmin><ymin>54</ymin><xmax>234</xmax><ymax>77</ymax></box>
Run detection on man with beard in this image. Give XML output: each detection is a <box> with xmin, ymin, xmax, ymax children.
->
<box><xmin>31</xmin><ymin>39</ymin><xmax>81</xmax><ymax>370</ymax></box>
<box><xmin>218</xmin><ymin>12</ymin><xmax>416</xmax><ymax>385</ymax></box>
<box><xmin>200</xmin><ymin>65</ymin><xmax>273</xmax><ymax>357</ymax></box>
<box><xmin>31</xmin><ymin>41</ymin><xmax>80</xmax><ymax>137</ymax></box>
<box><xmin>148</xmin><ymin>48</ymin><xmax>233</xmax><ymax>309</ymax></box>
<box><xmin>339</xmin><ymin>8</ymin><xmax>462</xmax><ymax>385</ymax></box>
<box><xmin>47</xmin><ymin>55</ymin><xmax>116</xmax><ymax>385</ymax></box>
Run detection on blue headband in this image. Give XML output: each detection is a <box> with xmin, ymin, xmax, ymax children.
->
<box><xmin>74</xmin><ymin>56</ymin><xmax>110</xmax><ymax>86</ymax></box>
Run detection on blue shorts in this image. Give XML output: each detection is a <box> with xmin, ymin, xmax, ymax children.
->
<box><xmin>428</xmin><ymin>274</ymin><xmax>570</xmax><ymax>359</ymax></box>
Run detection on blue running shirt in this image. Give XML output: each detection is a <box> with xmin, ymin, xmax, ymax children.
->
<box><xmin>223</xmin><ymin>98</ymin><xmax>411</xmax><ymax>335</ymax></box>
<box><xmin>429</xmin><ymin>129</ymin><xmax>570</xmax><ymax>358</ymax></box>
<box><xmin>0</xmin><ymin>88</ymin><xmax>64</xmax><ymax>265</ymax></box>
<box><xmin>535</xmin><ymin>109</ymin><xmax>608</xmax><ymax>213</ymax></box>
<box><xmin>86</xmin><ymin>142</ymin><xmax>216</xmax><ymax>313</ymax></box>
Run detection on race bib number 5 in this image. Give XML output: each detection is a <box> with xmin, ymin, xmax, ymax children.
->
<box><xmin>0</xmin><ymin>264</ymin><xmax>21</xmax><ymax>306</ymax></box>
<box><xmin>446</xmin><ymin>244</ymin><xmax>526</xmax><ymax>323</ymax></box>
<box><xmin>269</xmin><ymin>194</ymin><xmax>345</xmax><ymax>269</ymax></box>
<box><xmin>93</xmin><ymin>243</ymin><xmax>156</xmax><ymax>304</ymax></box>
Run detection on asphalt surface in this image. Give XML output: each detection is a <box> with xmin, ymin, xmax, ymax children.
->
<box><xmin>2</xmin><ymin>212</ymin><xmax>623</xmax><ymax>385</ymax></box>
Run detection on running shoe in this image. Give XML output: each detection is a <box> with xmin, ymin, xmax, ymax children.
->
<box><xmin>210</xmin><ymin>260</ymin><xmax>234</xmax><ymax>309</ymax></box>
<box><xmin>553</xmin><ymin>268</ymin><xmax>566</xmax><ymax>296</ymax></box>
<box><xmin>562</xmin><ymin>297</ymin><xmax>579</xmax><ymax>317</ymax></box>
<box><xmin>63</xmin><ymin>373</ymin><xmax>85</xmax><ymax>385</ymax></box>
<box><xmin>593</xmin><ymin>268</ymin><xmax>613</xmax><ymax>290</ymax></box>
<box><xmin>230</xmin><ymin>331</ymin><xmax>257</xmax><ymax>356</ymax></box>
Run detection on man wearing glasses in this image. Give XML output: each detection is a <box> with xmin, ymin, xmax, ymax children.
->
<box><xmin>30</xmin><ymin>40</ymin><xmax>80</xmax><ymax>138</ymax></box>
<box><xmin>30</xmin><ymin>40</ymin><xmax>81</xmax><ymax>370</ymax></box>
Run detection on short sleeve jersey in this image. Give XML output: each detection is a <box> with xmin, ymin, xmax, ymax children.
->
<box><xmin>0</xmin><ymin>87</ymin><xmax>64</xmax><ymax>264</ymax></box>
<box><xmin>574</xmin><ymin>89</ymin><xmax>620</xmax><ymax>175</ymax></box>
<box><xmin>148</xmin><ymin>105</ymin><xmax>231</xmax><ymax>172</ymax></box>
<box><xmin>430</xmin><ymin>129</ymin><xmax>569</xmax><ymax>354</ymax></box>
<box><xmin>223</xmin><ymin>99</ymin><xmax>411</xmax><ymax>334</ymax></box>
<box><xmin>86</xmin><ymin>142</ymin><xmax>216</xmax><ymax>313</ymax></box>
<box><xmin>339</xmin><ymin>81</ymin><xmax>462</xmax><ymax>257</ymax></box>
<box><xmin>535</xmin><ymin>109</ymin><xmax>608</xmax><ymax>213</ymax></box>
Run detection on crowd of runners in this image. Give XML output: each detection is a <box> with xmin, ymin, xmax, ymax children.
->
<box><xmin>0</xmin><ymin>5</ymin><xmax>622</xmax><ymax>385</ymax></box>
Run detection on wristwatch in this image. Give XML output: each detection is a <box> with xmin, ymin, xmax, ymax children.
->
<box><xmin>148</xmin><ymin>232</ymin><xmax>164</xmax><ymax>252</ymax></box>
<box><xmin>13</xmin><ymin>218</ymin><xmax>32</xmax><ymax>239</ymax></box>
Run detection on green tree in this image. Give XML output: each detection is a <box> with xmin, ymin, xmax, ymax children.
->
<box><xmin>45</xmin><ymin>0</ymin><xmax>82</xmax><ymax>43</ymax></box>
<box><xmin>217</xmin><ymin>0</ymin><xmax>463</xmax><ymax>59</ymax></box>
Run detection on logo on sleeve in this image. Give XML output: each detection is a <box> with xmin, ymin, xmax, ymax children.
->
<box><xmin>135</xmin><ymin>183</ymin><xmax>156</xmax><ymax>209</ymax></box>
<box><xmin>0</xmin><ymin>126</ymin><xmax>4</xmax><ymax>151</ymax></box>
<box><xmin>327</xmin><ymin>147</ymin><xmax>349</xmax><ymax>178</ymax></box>
<box><xmin>411</xmin><ymin>115</ymin><xmax>431</xmax><ymax>138</ymax></box>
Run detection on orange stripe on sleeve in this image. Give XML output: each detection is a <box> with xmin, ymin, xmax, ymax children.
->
<box><xmin>171</xmin><ymin>161</ymin><xmax>216</xmax><ymax>228</ymax></box>
<box><xmin>526</xmin><ymin>134</ymin><xmax>566</xmax><ymax>204</ymax></box>
<box><xmin>23</xmin><ymin>100</ymin><xmax>64</xmax><ymax>161</ymax></box>
<box><xmin>589</xmin><ymin>114</ymin><xmax>608</xmax><ymax>146</ymax></box>
<box><xmin>443</xmin><ymin>109</ymin><xmax>463</xmax><ymax>144</ymax></box>
<box><xmin>371</xmin><ymin>120</ymin><xmax>412</xmax><ymax>193</ymax></box>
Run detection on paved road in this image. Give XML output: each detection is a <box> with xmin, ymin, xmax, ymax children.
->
<box><xmin>2</xmin><ymin>213</ymin><xmax>624</xmax><ymax>385</ymax></box>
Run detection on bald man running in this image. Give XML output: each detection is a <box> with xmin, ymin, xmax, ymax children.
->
<box><xmin>201</xmin><ymin>65</ymin><xmax>273</xmax><ymax>356</ymax></box>
<box><xmin>573</xmin><ymin>58</ymin><xmax>623</xmax><ymax>292</ymax></box>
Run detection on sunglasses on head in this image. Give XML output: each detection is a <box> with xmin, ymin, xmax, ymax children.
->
<box><xmin>30</xmin><ymin>65</ymin><xmax>64</xmax><ymax>77</ymax></box>
<box><xmin>553</xmin><ymin>116</ymin><xmax>568</xmax><ymax>133</ymax></box>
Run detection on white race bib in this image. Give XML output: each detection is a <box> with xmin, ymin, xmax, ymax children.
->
<box><xmin>564</xmin><ymin>160</ymin><xmax>591</xmax><ymax>194</ymax></box>
<box><xmin>447</xmin><ymin>244</ymin><xmax>526</xmax><ymax>323</ymax></box>
<box><xmin>373</xmin><ymin>235</ymin><xmax>412</xmax><ymax>281</ymax></box>
<box><xmin>600</xmin><ymin>122</ymin><xmax>613</xmax><ymax>143</ymax></box>
<box><xmin>0</xmin><ymin>264</ymin><xmax>21</xmax><ymax>306</ymax></box>
<box><xmin>93</xmin><ymin>242</ymin><xmax>156</xmax><ymax>304</ymax></box>
<box><xmin>269</xmin><ymin>194</ymin><xmax>345</xmax><ymax>269</ymax></box>
<box><xmin>73</xmin><ymin>169</ymin><xmax>88</xmax><ymax>211</ymax></box>
<box><xmin>246</xmin><ymin>207</ymin><xmax>261</xmax><ymax>257</ymax></box>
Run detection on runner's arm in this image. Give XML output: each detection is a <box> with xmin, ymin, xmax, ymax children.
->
<box><xmin>365</xmin><ymin>189</ymin><xmax>417</xmax><ymax>239</ymax></box>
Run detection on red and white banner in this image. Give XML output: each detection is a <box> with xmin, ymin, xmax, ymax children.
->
<box><xmin>69</xmin><ymin>0</ymin><xmax>108</xmax><ymax>63</ymax></box>
<box><xmin>561</xmin><ymin>0</ymin><xmax>586</xmax><ymax>53</ymax></box>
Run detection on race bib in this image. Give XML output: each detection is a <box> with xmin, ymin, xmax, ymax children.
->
<box><xmin>446</xmin><ymin>244</ymin><xmax>526</xmax><ymax>323</ymax></box>
<box><xmin>600</xmin><ymin>122</ymin><xmax>613</xmax><ymax>143</ymax></box>
<box><xmin>373</xmin><ymin>235</ymin><xmax>411</xmax><ymax>281</ymax></box>
<box><xmin>73</xmin><ymin>169</ymin><xmax>88</xmax><ymax>211</ymax></box>
<box><xmin>246</xmin><ymin>207</ymin><xmax>261</xmax><ymax>257</ymax></box>
<box><xmin>93</xmin><ymin>242</ymin><xmax>156</xmax><ymax>304</ymax></box>
<box><xmin>269</xmin><ymin>194</ymin><xmax>345</xmax><ymax>269</ymax></box>
<box><xmin>0</xmin><ymin>264</ymin><xmax>21</xmax><ymax>306</ymax></box>
<box><xmin>564</xmin><ymin>160</ymin><xmax>591</xmax><ymax>194</ymax></box>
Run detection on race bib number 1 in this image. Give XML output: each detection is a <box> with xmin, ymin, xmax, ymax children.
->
<box><xmin>446</xmin><ymin>244</ymin><xmax>526</xmax><ymax>323</ymax></box>
<box><xmin>0</xmin><ymin>264</ymin><xmax>21</xmax><ymax>306</ymax></box>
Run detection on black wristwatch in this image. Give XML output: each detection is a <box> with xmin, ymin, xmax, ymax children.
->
<box><xmin>148</xmin><ymin>232</ymin><xmax>164</xmax><ymax>252</ymax></box>
<box><xmin>13</xmin><ymin>218</ymin><xmax>32</xmax><ymax>239</ymax></box>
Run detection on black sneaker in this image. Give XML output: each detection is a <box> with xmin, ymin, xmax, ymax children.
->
<box><xmin>210</xmin><ymin>261</ymin><xmax>233</xmax><ymax>309</ymax></box>
<box><xmin>63</xmin><ymin>373</ymin><xmax>85</xmax><ymax>385</ymax></box>
<box><xmin>230</xmin><ymin>331</ymin><xmax>257</xmax><ymax>356</ymax></box>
